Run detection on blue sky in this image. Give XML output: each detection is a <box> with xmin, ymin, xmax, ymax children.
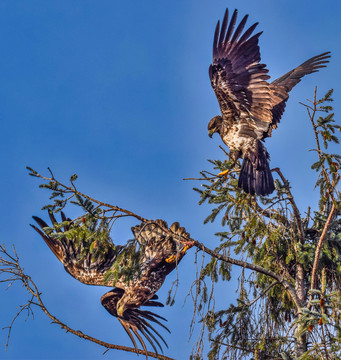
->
<box><xmin>0</xmin><ymin>1</ymin><xmax>340</xmax><ymax>359</ymax></box>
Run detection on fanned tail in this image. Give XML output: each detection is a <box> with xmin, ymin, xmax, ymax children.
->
<box><xmin>238</xmin><ymin>142</ymin><xmax>274</xmax><ymax>196</ymax></box>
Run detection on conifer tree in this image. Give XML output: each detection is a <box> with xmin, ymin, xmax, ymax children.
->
<box><xmin>1</xmin><ymin>89</ymin><xmax>340</xmax><ymax>360</ymax></box>
<box><xmin>190</xmin><ymin>88</ymin><xmax>341</xmax><ymax>359</ymax></box>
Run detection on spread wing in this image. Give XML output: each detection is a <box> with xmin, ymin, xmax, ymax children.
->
<box><xmin>31</xmin><ymin>211</ymin><xmax>121</xmax><ymax>286</ymax></box>
<box><xmin>209</xmin><ymin>9</ymin><xmax>272</xmax><ymax>137</ymax></box>
<box><xmin>101</xmin><ymin>289</ymin><xmax>170</xmax><ymax>354</ymax></box>
<box><xmin>32</xmin><ymin>214</ymin><xmax>192</xmax><ymax>354</ymax></box>
<box><xmin>270</xmin><ymin>52</ymin><xmax>331</xmax><ymax>130</ymax></box>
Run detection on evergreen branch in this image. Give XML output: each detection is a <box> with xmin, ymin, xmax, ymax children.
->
<box><xmin>307</xmin><ymin>87</ymin><xmax>332</xmax><ymax>193</ymax></box>
<box><xmin>0</xmin><ymin>244</ymin><xmax>174</xmax><ymax>360</ymax></box>
<box><xmin>273</xmin><ymin>168</ymin><xmax>305</xmax><ymax>244</ymax></box>
<box><xmin>251</xmin><ymin>199</ymin><xmax>290</xmax><ymax>226</ymax></box>
<box><xmin>321</xmin><ymin>323</ymin><xmax>331</xmax><ymax>360</ymax></box>
<box><xmin>192</xmin><ymin>240</ymin><xmax>302</xmax><ymax>310</ymax></box>
<box><xmin>246</xmin><ymin>281</ymin><xmax>279</xmax><ymax>307</ymax></box>
<box><xmin>28</xmin><ymin>167</ymin><xmax>148</xmax><ymax>223</ymax></box>
<box><xmin>210</xmin><ymin>340</ymin><xmax>254</xmax><ymax>354</ymax></box>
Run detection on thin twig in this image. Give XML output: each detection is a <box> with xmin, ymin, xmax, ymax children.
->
<box><xmin>246</xmin><ymin>281</ymin><xmax>279</xmax><ymax>307</ymax></box>
<box><xmin>192</xmin><ymin>240</ymin><xmax>302</xmax><ymax>310</ymax></box>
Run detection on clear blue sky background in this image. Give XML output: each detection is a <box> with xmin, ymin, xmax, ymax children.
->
<box><xmin>0</xmin><ymin>1</ymin><xmax>340</xmax><ymax>359</ymax></box>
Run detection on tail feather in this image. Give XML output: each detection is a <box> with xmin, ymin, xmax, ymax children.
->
<box><xmin>238</xmin><ymin>142</ymin><xmax>275</xmax><ymax>196</ymax></box>
<box><xmin>239</xmin><ymin>157</ymin><xmax>274</xmax><ymax>196</ymax></box>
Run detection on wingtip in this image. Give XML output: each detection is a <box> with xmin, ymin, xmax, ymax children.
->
<box><xmin>32</xmin><ymin>215</ymin><xmax>48</xmax><ymax>229</ymax></box>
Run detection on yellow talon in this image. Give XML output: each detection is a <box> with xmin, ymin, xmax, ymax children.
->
<box><xmin>166</xmin><ymin>242</ymin><xmax>193</xmax><ymax>263</ymax></box>
<box><xmin>165</xmin><ymin>255</ymin><xmax>176</xmax><ymax>263</ymax></box>
<box><xmin>182</xmin><ymin>244</ymin><xmax>190</xmax><ymax>253</ymax></box>
<box><xmin>218</xmin><ymin>169</ymin><xmax>229</xmax><ymax>177</ymax></box>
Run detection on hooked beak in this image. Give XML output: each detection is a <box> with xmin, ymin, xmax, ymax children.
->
<box><xmin>208</xmin><ymin>128</ymin><xmax>217</xmax><ymax>138</ymax></box>
<box><xmin>117</xmin><ymin>302</ymin><xmax>127</xmax><ymax>317</ymax></box>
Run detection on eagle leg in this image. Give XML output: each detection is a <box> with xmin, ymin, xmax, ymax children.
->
<box><xmin>165</xmin><ymin>255</ymin><xmax>176</xmax><ymax>263</ymax></box>
<box><xmin>217</xmin><ymin>150</ymin><xmax>240</xmax><ymax>178</ymax></box>
<box><xmin>218</xmin><ymin>169</ymin><xmax>230</xmax><ymax>177</ymax></box>
<box><xmin>165</xmin><ymin>243</ymin><xmax>192</xmax><ymax>263</ymax></box>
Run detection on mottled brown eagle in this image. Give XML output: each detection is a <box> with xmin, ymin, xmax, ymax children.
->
<box><xmin>207</xmin><ymin>8</ymin><xmax>330</xmax><ymax>196</ymax></box>
<box><xmin>31</xmin><ymin>212</ymin><xmax>192</xmax><ymax>354</ymax></box>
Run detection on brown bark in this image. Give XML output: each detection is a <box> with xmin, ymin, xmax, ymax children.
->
<box><xmin>294</xmin><ymin>263</ymin><xmax>307</xmax><ymax>357</ymax></box>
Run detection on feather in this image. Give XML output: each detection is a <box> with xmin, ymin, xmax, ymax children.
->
<box><xmin>208</xmin><ymin>8</ymin><xmax>330</xmax><ymax>195</ymax></box>
<box><xmin>32</xmin><ymin>213</ymin><xmax>192</xmax><ymax>354</ymax></box>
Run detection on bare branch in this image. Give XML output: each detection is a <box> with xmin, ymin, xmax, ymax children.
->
<box><xmin>0</xmin><ymin>245</ymin><xmax>174</xmax><ymax>360</ymax></box>
<box><xmin>310</xmin><ymin>202</ymin><xmax>337</xmax><ymax>292</ymax></box>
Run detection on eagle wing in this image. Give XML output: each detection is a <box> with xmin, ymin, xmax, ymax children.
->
<box><xmin>32</xmin><ymin>213</ymin><xmax>192</xmax><ymax>354</ymax></box>
<box><xmin>269</xmin><ymin>52</ymin><xmax>331</xmax><ymax>130</ymax></box>
<box><xmin>210</xmin><ymin>9</ymin><xmax>273</xmax><ymax>138</ymax></box>
<box><xmin>31</xmin><ymin>211</ymin><xmax>120</xmax><ymax>286</ymax></box>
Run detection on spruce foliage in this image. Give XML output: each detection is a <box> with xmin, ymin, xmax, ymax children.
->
<box><xmin>26</xmin><ymin>167</ymin><xmax>143</xmax><ymax>286</ymax></box>
<box><xmin>191</xmin><ymin>89</ymin><xmax>341</xmax><ymax>359</ymax></box>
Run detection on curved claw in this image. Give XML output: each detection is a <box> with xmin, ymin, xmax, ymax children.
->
<box><xmin>218</xmin><ymin>169</ymin><xmax>230</xmax><ymax>177</ymax></box>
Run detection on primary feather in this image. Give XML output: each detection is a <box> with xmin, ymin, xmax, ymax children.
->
<box><xmin>208</xmin><ymin>8</ymin><xmax>330</xmax><ymax>196</ymax></box>
<box><xmin>31</xmin><ymin>212</ymin><xmax>192</xmax><ymax>354</ymax></box>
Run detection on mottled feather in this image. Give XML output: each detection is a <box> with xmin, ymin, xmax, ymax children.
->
<box><xmin>208</xmin><ymin>8</ymin><xmax>330</xmax><ymax>196</ymax></box>
<box><xmin>31</xmin><ymin>213</ymin><xmax>192</xmax><ymax>354</ymax></box>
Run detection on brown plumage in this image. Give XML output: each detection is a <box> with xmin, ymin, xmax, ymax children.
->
<box><xmin>31</xmin><ymin>212</ymin><xmax>192</xmax><ymax>354</ymax></box>
<box><xmin>208</xmin><ymin>8</ymin><xmax>330</xmax><ymax>196</ymax></box>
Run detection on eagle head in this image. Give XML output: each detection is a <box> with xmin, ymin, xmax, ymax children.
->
<box><xmin>208</xmin><ymin>115</ymin><xmax>223</xmax><ymax>138</ymax></box>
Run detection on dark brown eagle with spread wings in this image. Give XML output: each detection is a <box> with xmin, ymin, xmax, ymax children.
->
<box><xmin>31</xmin><ymin>212</ymin><xmax>192</xmax><ymax>354</ymax></box>
<box><xmin>207</xmin><ymin>9</ymin><xmax>330</xmax><ymax>196</ymax></box>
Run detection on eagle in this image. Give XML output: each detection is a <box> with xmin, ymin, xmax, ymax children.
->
<box><xmin>31</xmin><ymin>211</ymin><xmax>192</xmax><ymax>354</ymax></box>
<box><xmin>207</xmin><ymin>9</ymin><xmax>330</xmax><ymax>196</ymax></box>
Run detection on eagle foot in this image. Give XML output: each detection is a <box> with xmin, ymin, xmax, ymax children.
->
<box><xmin>165</xmin><ymin>243</ymin><xmax>192</xmax><ymax>263</ymax></box>
<box><xmin>218</xmin><ymin>169</ymin><xmax>229</xmax><ymax>177</ymax></box>
<box><xmin>182</xmin><ymin>243</ymin><xmax>192</xmax><ymax>253</ymax></box>
<box><xmin>165</xmin><ymin>254</ymin><xmax>177</xmax><ymax>263</ymax></box>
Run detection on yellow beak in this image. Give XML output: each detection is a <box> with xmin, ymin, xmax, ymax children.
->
<box><xmin>208</xmin><ymin>128</ymin><xmax>217</xmax><ymax>138</ymax></box>
<box><xmin>117</xmin><ymin>303</ymin><xmax>126</xmax><ymax>317</ymax></box>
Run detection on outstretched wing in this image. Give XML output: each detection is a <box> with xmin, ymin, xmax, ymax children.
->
<box><xmin>31</xmin><ymin>212</ymin><xmax>120</xmax><ymax>286</ymax></box>
<box><xmin>270</xmin><ymin>52</ymin><xmax>331</xmax><ymax>130</ymax></box>
<box><xmin>32</xmin><ymin>214</ymin><xmax>192</xmax><ymax>354</ymax></box>
<box><xmin>101</xmin><ymin>289</ymin><xmax>170</xmax><ymax>354</ymax></box>
<box><xmin>210</xmin><ymin>8</ymin><xmax>272</xmax><ymax>136</ymax></box>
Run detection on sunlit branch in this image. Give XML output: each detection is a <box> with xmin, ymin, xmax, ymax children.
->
<box><xmin>246</xmin><ymin>281</ymin><xmax>279</xmax><ymax>307</ymax></box>
<box><xmin>310</xmin><ymin>202</ymin><xmax>337</xmax><ymax>292</ymax></box>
